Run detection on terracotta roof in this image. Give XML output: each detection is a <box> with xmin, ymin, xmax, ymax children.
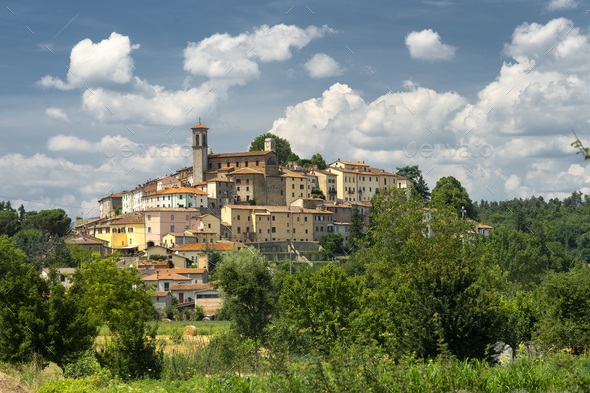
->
<box><xmin>163</xmin><ymin>232</ymin><xmax>198</xmax><ymax>238</ymax></box>
<box><xmin>209</xmin><ymin>151</ymin><xmax>274</xmax><ymax>158</ymax></box>
<box><xmin>224</xmin><ymin>205</ymin><xmax>323</xmax><ymax>214</ymax></box>
<box><xmin>169</xmin><ymin>283</ymin><xmax>216</xmax><ymax>291</ymax></box>
<box><xmin>145</xmin><ymin>187</ymin><xmax>208</xmax><ymax>196</ymax></box>
<box><xmin>144</xmin><ymin>207</ymin><xmax>201</xmax><ymax>212</ymax></box>
<box><xmin>231</xmin><ymin>168</ymin><xmax>264</xmax><ymax>175</ymax></box>
<box><xmin>142</xmin><ymin>272</ymin><xmax>193</xmax><ymax>281</ymax></box>
<box><xmin>477</xmin><ymin>224</ymin><xmax>494</xmax><ymax>229</ymax></box>
<box><xmin>191</xmin><ymin>123</ymin><xmax>209</xmax><ymax>129</ymax></box>
<box><xmin>158</xmin><ymin>176</ymin><xmax>179</xmax><ymax>184</ymax></box>
<box><xmin>171</xmin><ymin>242</ymin><xmax>241</xmax><ymax>252</ymax></box>
<box><xmin>207</xmin><ymin>177</ymin><xmax>233</xmax><ymax>183</ymax></box>
<box><xmin>335</xmin><ymin>160</ymin><xmax>369</xmax><ymax>167</ymax></box>
<box><xmin>195</xmin><ymin>181</ymin><xmax>208</xmax><ymax>186</ymax></box>
<box><xmin>154</xmin><ymin>291</ymin><xmax>170</xmax><ymax>296</ymax></box>
<box><xmin>64</xmin><ymin>234</ymin><xmax>107</xmax><ymax>245</ymax></box>
<box><xmin>348</xmin><ymin>201</ymin><xmax>372</xmax><ymax>207</ymax></box>
<box><xmin>158</xmin><ymin>268</ymin><xmax>207</xmax><ymax>274</ymax></box>
<box><xmin>98</xmin><ymin>192</ymin><xmax>124</xmax><ymax>201</ymax></box>
<box><xmin>314</xmin><ymin>169</ymin><xmax>337</xmax><ymax>176</ymax></box>
<box><xmin>99</xmin><ymin>213</ymin><xmax>145</xmax><ymax>226</ymax></box>
<box><xmin>334</xmin><ymin>221</ymin><xmax>351</xmax><ymax>225</ymax></box>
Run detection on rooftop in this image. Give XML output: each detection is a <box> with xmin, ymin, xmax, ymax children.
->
<box><xmin>171</xmin><ymin>242</ymin><xmax>243</xmax><ymax>252</ymax></box>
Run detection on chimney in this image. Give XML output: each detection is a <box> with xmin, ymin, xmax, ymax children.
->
<box><xmin>156</xmin><ymin>270</ymin><xmax>159</xmax><ymax>279</ymax></box>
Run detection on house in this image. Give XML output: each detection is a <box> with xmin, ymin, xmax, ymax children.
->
<box><xmin>144</xmin><ymin>245</ymin><xmax>194</xmax><ymax>268</ymax></box>
<box><xmin>197</xmin><ymin>214</ymin><xmax>221</xmax><ymax>240</ymax></box>
<box><xmin>476</xmin><ymin>223</ymin><xmax>494</xmax><ymax>237</ymax></box>
<box><xmin>152</xmin><ymin>291</ymin><xmax>172</xmax><ymax>310</ymax></box>
<box><xmin>143</xmin><ymin>187</ymin><xmax>208</xmax><ymax>210</ymax></box>
<box><xmin>169</xmin><ymin>282</ymin><xmax>222</xmax><ymax>316</ymax></box>
<box><xmin>170</xmin><ymin>242</ymin><xmax>244</xmax><ymax>269</ymax></box>
<box><xmin>98</xmin><ymin>192</ymin><xmax>123</xmax><ymax>219</ymax></box>
<box><xmin>40</xmin><ymin>268</ymin><xmax>76</xmax><ymax>289</ymax></box>
<box><xmin>142</xmin><ymin>270</ymin><xmax>193</xmax><ymax>292</ymax></box>
<box><xmin>145</xmin><ymin>207</ymin><xmax>201</xmax><ymax>247</ymax></box>
<box><xmin>64</xmin><ymin>233</ymin><xmax>112</xmax><ymax>256</ymax></box>
<box><xmin>91</xmin><ymin>212</ymin><xmax>146</xmax><ymax>253</ymax></box>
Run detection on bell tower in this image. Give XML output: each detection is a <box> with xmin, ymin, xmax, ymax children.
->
<box><xmin>191</xmin><ymin>121</ymin><xmax>209</xmax><ymax>185</ymax></box>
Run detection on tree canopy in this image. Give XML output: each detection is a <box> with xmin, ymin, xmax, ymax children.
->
<box><xmin>431</xmin><ymin>176</ymin><xmax>477</xmax><ymax>220</ymax></box>
<box><xmin>249</xmin><ymin>133</ymin><xmax>293</xmax><ymax>165</ymax></box>
<box><xmin>396</xmin><ymin>165</ymin><xmax>430</xmax><ymax>200</ymax></box>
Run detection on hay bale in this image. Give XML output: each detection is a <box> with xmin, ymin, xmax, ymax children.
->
<box><xmin>202</xmin><ymin>316</ymin><xmax>211</xmax><ymax>322</ymax></box>
<box><xmin>162</xmin><ymin>318</ymin><xmax>172</xmax><ymax>324</ymax></box>
<box><xmin>183</xmin><ymin>325</ymin><xmax>197</xmax><ymax>336</ymax></box>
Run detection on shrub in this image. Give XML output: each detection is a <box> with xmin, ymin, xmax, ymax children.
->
<box><xmin>63</xmin><ymin>351</ymin><xmax>101</xmax><ymax>378</ymax></box>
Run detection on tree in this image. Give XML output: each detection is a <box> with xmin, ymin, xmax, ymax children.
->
<box><xmin>534</xmin><ymin>267</ymin><xmax>590</xmax><ymax>354</ymax></box>
<box><xmin>279</xmin><ymin>263</ymin><xmax>365</xmax><ymax>352</ymax></box>
<box><xmin>431</xmin><ymin>176</ymin><xmax>477</xmax><ymax>220</ymax></box>
<box><xmin>286</xmin><ymin>153</ymin><xmax>300</xmax><ymax>163</ymax></box>
<box><xmin>348</xmin><ymin>205</ymin><xmax>365</xmax><ymax>252</ymax></box>
<box><xmin>310</xmin><ymin>153</ymin><xmax>327</xmax><ymax>169</ymax></box>
<box><xmin>319</xmin><ymin>233</ymin><xmax>344</xmax><ymax>260</ymax></box>
<box><xmin>215</xmin><ymin>248</ymin><xmax>274</xmax><ymax>374</ymax></box>
<box><xmin>0</xmin><ymin>201</ymin><xmax>18</xmax><ymax>237</ymax></box>
<box><xmin>21</xmin><ymin>209</ymin><xmax>71</xmax><ymax>237</ymax></box>
<box><xmin>0</xmin><ymin>236</ymin><xmax>96</xmax><ymax>370</ymax></box>
<box><xmin>396</xmin><ymin>165</ymin><xmax>430</xmax><ymax>200</ymax></box>
<box><xmin>249</xmin><ymin>133</ymin><xmax>293</xmax><ymax>165</ymax></box>
<box><xmin>360</xmin><ymin>188</ymin><xmax>503</xmax><ymax>360</ymax></box>
<box><xmin>71</xmin><ymin>253</ymin><xmax>163</xmax><ymax>379</ymax></box>
<box><xmin>311</xmin><ymin>188</ymin><xmax>325</xmax><ymax>200</ymax></box>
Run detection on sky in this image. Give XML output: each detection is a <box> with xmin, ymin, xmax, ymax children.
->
<box><xmin>1</xmin><ymin>0</ymin><xmax>590</xmax><ymax>219</ymax></box>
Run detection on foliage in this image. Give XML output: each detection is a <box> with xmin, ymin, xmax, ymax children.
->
<box><xmin>396</xmin><ymin>165</ymin><xmax>430</xmax><ymax>200</ymax></box>
<box><xmin>94</xmin><ymin>318</ymin><xmax>163</xmax><ymax>380</ymax></box>
<box><xmin>149</xmin><ymin>254</ymin><xmax>164</xmax><ymax>260</ymax></box>
<box><xmin>347</xmin><ymin>205</ymin><xmax>365</xmax><ymax>252</ymax></box>
<box><xmin>318</xmin><ymin>233</ymin><xmax>343</xmax><ymax>260</ymax></box>
<box><xmin>431</xmin><ymin>176</ymin><xmax>477</xmax><ymax>219</ymax></box>
<box><xmin>310</xmin><ymin>153</ymin><xmax>327</xmax><ymax>169</ymax></box>
<box><xmin>499</xmin><ymin>290</ymin><xmax>537</xmax><ymax>359</ymax></box>
<box><xmin>215</xmin><ymin>247</ymin><xmax>275</xmax><ymax>373</ymax></box>
<box><xmin>0</xmin><ymin>206</ymin><xmax>19</xmax><ymax>237</ymax></box>
<box><xmin>360</xmin><ymin>188</ymin><xmax>503</xmax><ymax>360</ymax></box>
<box><xmin>534</xmin><ymin>267</ymin><xmax>590</xmax><ymax>354</ymax></box>
<box><xmin>285</xmin><ymin>152</ymin><xmax>300</xmax><ymax>163</ymax></box>
<box><xmin>62</xmin><ymin>351</ymin><xmax>101</xmax><ymax>379</ymax></box>
<box><xmin>69</xmin><ymin>253</ymin><xmax>155</xmax><ymax>335</ymax></box>
<box><xmin>311</xmin><ymin>188</ymin><xmax>325</xmax><ymax>199</ymax></box>
<box><xmin>12</xmin><ymin>230</ymin><xmax>75</xmax><ymax>268</ymax></box>
<box><xmin>66</xmin><ymin>243</ymin><xmax>95</xmax><ymax>267</ymax></box>
<box><xmin>21</xmin><ymin>209</ymin><xmax>71</xmax><ymax>237</ymax></box>
<box><xmin>0</xmin><ymin>236</ymin><xmax>96</xmax><ymax>370</ymax></box>
<box><xmin>249</xmin><ymin>132</ymin><xmax>293</xmax><ymax>165</ymax></box>
<box><xmin>278</xmin><ymin>263</ymin><xmax>366</xmax><ymax>352</ymax></box>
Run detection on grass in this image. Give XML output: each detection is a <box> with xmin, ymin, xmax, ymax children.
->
<box><xmin>98</xmin><ymin>320</ymin><xmax>230</xmax><ymax>336</ymax></box>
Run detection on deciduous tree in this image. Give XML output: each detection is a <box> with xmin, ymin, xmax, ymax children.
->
<box><xmin>249</xmin><ymin>133</ymin><xmax>293</xmax><ymax>165</ymax></box>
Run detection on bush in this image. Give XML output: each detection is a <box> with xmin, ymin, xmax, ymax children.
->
<box><xmin>95</xmin><ymin>320</ymin><xmax>163</xmax><ymax>380</ymax></box>
<box><xmin>63</xmin><ymin>351</ymin><xmax>101</xmax><ymax>378</ymax></box>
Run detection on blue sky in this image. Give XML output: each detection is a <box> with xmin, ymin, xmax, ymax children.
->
<box><xmin>1</xmin><ymin>0</ymin><xmax>589</xmax><ymax>218</ymax></box>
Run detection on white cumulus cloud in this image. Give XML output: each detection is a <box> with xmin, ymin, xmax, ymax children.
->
<box><xmin>405</xmin><ymin>29</ymin><xmax>456</xmax><ymax>61</ymax></box>
<box><xmin>547</xmin><ymin>0</ymin><xmax>577</xmax><ymax>11</ymax></box>
<box><xmin>38</xmin><ymin>32</ymin><xmax>139</xmax><ymax>90</ymax></box>
<box><xmin>304</xmin><ymin>53</ymin><xmax>344</xmax><ymax>78</ymax></box>
<box><xmin>44</xmin><ymin>107</ymin><xmax>70</xmax><ymax>122</ymax></box>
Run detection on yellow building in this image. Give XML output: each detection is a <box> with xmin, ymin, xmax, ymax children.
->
<box><xmin>328</xmin><ymin>160</ymin><xmax>414</xmax><ymax>202</ymax></box>
<box><xmin>92</xmin><ymin>213</ymin><xmax>146</xmax><ymax>253</ymax></box>
<box><xmin>221</xmin><ymin>205</ymin><xmax>328</xmax><ymax>243</ymax></box>
<box><xmin>282</xmin><ymin>170</ymin><xmax>311</xmax><ymax>206</ymax></box>
<box><xmin>197</xmin><ymin>214</ymin><xmax>221</xmax><ymax>240</ymax></box>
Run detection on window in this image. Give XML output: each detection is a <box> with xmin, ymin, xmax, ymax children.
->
<box><xmin>148</xmin><ymin>227</ymin><xmax>151</xmax><ymax>233</ymax></box>
<box><xmin>170</xmin><ymin>225</ymin><xmax>175</xmax><ymax>232</ymax></box>
<box><xmin>171</xmin><ymin>215</ymin><xmax>174</xmax><ymax>220</ymax></box>
<box><xmin>179</xmin><ymin>195</ymin><xmax>183</xmax><ymax>200</ymax></box>
<box><xmin>236</xmin><ymin>162</ymin><xmax>239</xmax><ymax>167</ymax></box>
<box><xmin>164</xmin><ymin>282</ymin><xmax>169</xmax><ymax>291</ymax></box>
<box><xmin>246</xmin><ymin>187</ymin><xmax>249</xmax><ymax>191</ymax></box>
<box><xmin>246</xmin><ymin>179</ymin><xmax>250</xmax><ymax>185</ymax></box>
<box><xmin>237</xmin><ymin>227</ymin><xmax>241</xmax><ymax>233</ymax></box>
<box><xmin>297</xmin><ymin>217</ymin><xmax>300</xmax><ymax>222</ymax></box>
<box><xmin>245</xmin><ymin>161</ymin><xmax>249</xmax><ymax>167</ymax></box>
<box><xmin>248</xmin><ymin>216</ymin><xmax>251</xmax><ymax>221</ymax></box>
<box><xmin>236</xmin><ymin>179</ymin><xmax>241</xmax><ymax>184</ymax></box>
<box><xmin>147</xmin><ymin>215</ymin><xmax>151</xmax><ymax>221</ymax></box>
<box><xmin>300</xmin><ymin>184</ymin><xmax>304</xmax><ymax>189</ymax></box>
<box><xmin>186</xmin><ymin>215</ymin><xmax>189</xmax><ymax>221</ymax></box>
<box><xmin>259</xmin><ymin>229</ymin><xmax>262</xmax><ymax>233</ymax></box>
<box><xmin>272</xmin><ymin>216</ymin><xmax>275</xmax><ymax>221</ymax></box>
<box><xmin>130</xmin><ymin>238</ymin><xmax>133</xmax><ymax>244</ymax></box>
<box><xmin>128</xmin><ymin>227</ymin><xmax>133</xmax><ymax>233</ymax></box>
<box><xmin>292</xmin><ymin>184</ymin><xmax>295</xmax><ymax>189</ymax></box>
<box><xmin>272</xmin><ymin>227</ymin><xmax>276</xmax><ymax>233</ymax></box>
<box><xmin>218</xmin><ymin>163</ymin><xmax>221</xmax><ymax>169</ymax></box>
<box><xmin>237</xmin><ymin>215</ymin><xmax>241</xmax><ymax>220</ymax></box>
<box><xmin>304</xmin><ymin>217</ymin><xmax>308</xmax><ymax>222</ymax></box>
<box><xmin>256</xmin><ymin>160</ymin><xmax>259</xmax><ymax>166</ymax></box>
<box><xmin>305</xmin><ymin>229</ymin><xmax>308</xmax><ymax>234</ymax></box>
<box><xmin>227</xmin><ymin>162</ymin><xmax>230</xmax><ymax>167</ymax></box>
<box><xmin>292</xmin><ymin>193</ymin><xmax>295</xmax><ymax>197</ymax></box>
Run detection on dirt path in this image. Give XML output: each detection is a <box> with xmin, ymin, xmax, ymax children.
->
<box><xmin>0</xmin><ymin>372</ymin><xmax>30</xmax><ymax>393</ymax></box>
